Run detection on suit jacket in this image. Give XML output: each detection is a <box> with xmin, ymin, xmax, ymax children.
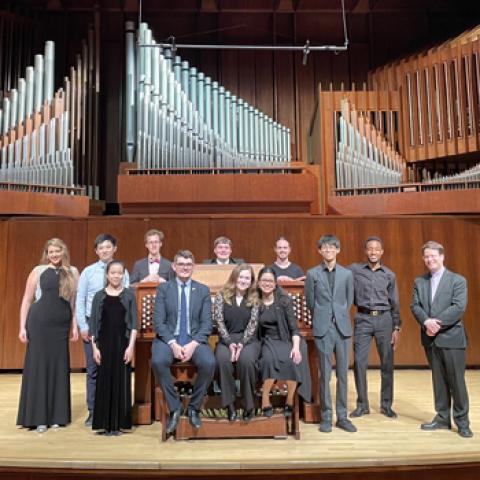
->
<box><xmin>410</xmin><ymin>269</ymin><xmax>468</xmax><ymax>349</ymax></box>
<box><xmin>130</xmin><ymin>257</ymin><xmax>173</xmax><ymax>284</ymax></box>
<box><xmin>305</xmin><ymin>263</ymin><xmax>354</xmax><ymax>338</ymax></box>
<box><xmin>153</xmin><ymin>278</ymin><xmax>212</xmax><ymax>345</ymax></box>
<box><xmin>202</xmin><ymin>257</ymin><xmax>245</xmax><ymax>265</ymax></box>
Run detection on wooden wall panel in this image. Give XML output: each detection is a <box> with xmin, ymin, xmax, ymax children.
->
<box><xmin>0</xmin><ymin>221</ymin><xmax>8</xmax><ymax>367</ymax></box>
<box><xmin>2</xmin><ymin>215</ymin><xmax>479</xmax><ymax>370</ymax></box>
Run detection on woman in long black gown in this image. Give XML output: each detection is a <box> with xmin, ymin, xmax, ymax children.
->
<box><xmin>213</xmin><ymin>263</ymin><xmax>260</xmax><ymax>422</ymax></box>
<box><xmin>17</xmin><ymin>238</ymin><xmax>79</xmax><ymax>433</ymax></box>
<box><xmin>90</xmin><ymin>260</ymin><xmax>137</xmax><ymax>436</ymax></box>
<box><xmin>257</xmin><ymin>267</ymin><xmax>311</xmax><ymax>417</ymax></box>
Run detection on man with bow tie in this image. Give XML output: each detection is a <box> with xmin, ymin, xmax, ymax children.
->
<box><xmin>411</xmin><ymin>241</ymin><xmax>472</xmax><ymax>438</ymax></box>
<box><xmin>130</xmin><ymin>229</ymin><xmax>173</xmax><ymax>285</ymax></box>
<box><xmin>151</xmin><ymin>249</ymin><xmax>215</xmax><ymax>434</ymax></box>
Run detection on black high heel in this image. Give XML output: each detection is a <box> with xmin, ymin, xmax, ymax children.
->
<box><xmin>262</xmin><ymin>405</ymin><xmax>273</xmax><ymax>418</ymax></box>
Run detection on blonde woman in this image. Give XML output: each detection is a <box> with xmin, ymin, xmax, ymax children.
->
<box><xmin>17</xmin><ymin>238</ymin><xmax>79</xmax><ymax>433</ymax></box>
<box><xmin>213</xmin><ymin>264</ymin><xmax>260</xmax><ymax>422</ymax></box>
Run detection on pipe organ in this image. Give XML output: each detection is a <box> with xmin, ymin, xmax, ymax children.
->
<box><xmin>126</xmin><ymin>22</ymin><xmax>292</xmax><ymax>170</ymax></box>
<box><xmin>335</xmin><ymin>98</ymin><xmax>405</xmax><ymax>189</ymax></box>
<box><xmin>0</xmin><ymin>25</ymin><xmax>99</xmax><ymax>199</ymax></box>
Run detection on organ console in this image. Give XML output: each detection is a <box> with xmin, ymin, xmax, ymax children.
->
<box><xmin>133</xmin><ymin>274</ymin><xmax>320</xmax><ymax>435</ymax></box>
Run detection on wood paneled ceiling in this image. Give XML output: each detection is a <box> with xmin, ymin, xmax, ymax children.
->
<box><xmin>0</xmin><ymin>0</ymin><xmax>478</xmax><ymax>13</ymax></box>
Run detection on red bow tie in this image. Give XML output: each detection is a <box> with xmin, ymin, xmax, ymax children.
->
<box><xmin>149</xmin><ymin>258</ymin><xmax>160</xmax><ymax>264</ymax></box>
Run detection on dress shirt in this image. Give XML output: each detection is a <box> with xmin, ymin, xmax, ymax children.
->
<box><xmin>431</xmin><ymin>267</ymin><xmax>445</xmax><ymax>302</ymax></box>
<box><xmin>148</xmin><ymin>257</ymin><xmax>160</xmax><ymax>275</ymax></box>
<box><xmin>76</xmin><ymin>260</ymin><xmax>130</xmax><ymax>332</ymax></box>
<box><xmin>322</xmin><ymin>262</ymin><xmax>336</xmax><ymax>294</ymax></box>
<box><xmin>349</xmin><ymin>262</ymin><xmax>401</xmax><ymax>327</ymax></box>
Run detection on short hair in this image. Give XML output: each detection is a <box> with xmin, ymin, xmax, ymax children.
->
<box><xmin>174</xmin><ymin>249</ymin><xmax>195</xmax><ymax>263</ymax></box>
<box><xmin>317</xmin><ymin>234</ymin><xmax>340</xmax><ymax>249</ymax></box>
<box><xmin>106</xmin><ymin>260</ymin><xmax>125</xmax><ymax>274</ymax></box>
<box><xmin>94</xmin><ymin>233</ymin><xmax>117</xmax><ymax>248</ymax></box>
<box><xmin>275</xmin><ymin>236</ymin><xmax>290</xmax><ymax>247</ymax></box>
<box><xmin>422</xmin><ymin>241</ymin><xmax>444</xmax><ymax>255</ymax></box>
<box><xmin>214</xmin><ymin>236</ymin><xmax>232</xmax><ymax>247</ymax></box>
<box><xmin>364</xmin><ymin>236</ymin><xmax>384</xmax><ymax>249</ymax></box>
<box><xmin>144</xmin><ymin>229</ymin><xmax>164</xmax><ymax>242</ymax></box>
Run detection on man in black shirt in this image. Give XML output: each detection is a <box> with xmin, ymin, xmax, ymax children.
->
<box><xmin>349</xmin><ymin>236</ymin><xmax>401</xmax><ymax>419</ymax></box>
<box><xmin>270</xmin><ymin>236</ymin><xmax>305</xmax><ymax>281</ymax></box>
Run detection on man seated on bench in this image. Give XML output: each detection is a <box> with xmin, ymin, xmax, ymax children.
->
<box><xmin>151</xmin><ymin>249</ymin><xmax>215</xmax><ymax>434</ymax></box>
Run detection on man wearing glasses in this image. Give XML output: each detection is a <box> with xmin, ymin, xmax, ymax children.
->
<box><xmin>305</xmin><ymin>234</ymin><xmax>356</xmax><ymax>433</ymax></box>
<box><xmin>151</xmin><ymin>250</ymin><xmax>215</xmax><ymax>434</ymax></box>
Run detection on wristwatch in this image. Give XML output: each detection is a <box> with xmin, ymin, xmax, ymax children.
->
<box><xmin>394</xmin><ymin>326</ymin><xmax>401</xmax><ymax>332</ymax></box>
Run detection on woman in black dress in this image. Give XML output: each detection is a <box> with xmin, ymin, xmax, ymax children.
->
<box><xmin>17</xmin><ymin>238</ymin><xmax>79</xmax><ymax>433</ymax></box>
<box><xmin>90</xmin><ymin>260</ymin><xmax>137</xmax><ymax>436</ymax></box>
<box><xmin>257</xmin><ymin>267</ymin><xmax>311</xmax><ymax>417</ymax></box>
<box><xmin>213</xmin><ymin>264</ymin><xmax>260</xmax><ymax>422</ymax></box>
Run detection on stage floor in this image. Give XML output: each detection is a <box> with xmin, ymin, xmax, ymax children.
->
<box><xmin>1</xmin><ymin>370</ymin><xmax>479</xmax><ymax>472</ymax></box>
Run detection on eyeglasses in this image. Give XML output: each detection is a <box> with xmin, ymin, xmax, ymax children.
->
<box><xmin>260</xmin><ymin>279</ymin><xmax>275</xmax><ymax>284</ymax></box>
<box><xmin>175</xmin><ymin>262</ymin><xmax>194</xmax><ymax>268</ymax></box>
<box><xmin>320</xmin><ymin>246</ymin><xmax>337</xmax><ymax>251</ymax></box>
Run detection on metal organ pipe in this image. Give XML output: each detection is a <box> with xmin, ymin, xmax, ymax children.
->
<box><xmin>128</xmin><ymin>21</ymin><xmax>292</xmax><ymax>170</ymax></box>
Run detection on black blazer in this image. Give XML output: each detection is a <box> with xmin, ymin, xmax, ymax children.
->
<box><xmin>202</xmin><ymin>257</ymin><xmax>245</xmax><ymax>265</ymax></box>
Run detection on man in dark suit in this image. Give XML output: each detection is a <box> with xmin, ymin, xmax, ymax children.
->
<box><xmin>411</xmin><ymin>240</ymin><xmax>472</xmax><ymax>438</ymax></box>
<box><xmin>130</xmin><ymin>229</ymin><xmax>173</xmax><ymax>284</ymax></box>
<box><xmin>151</xmin><ymin>249</ymin><xmax>215</xmax><ymax>433</ymax></box>
<box><xmin>203</xmin><ymin>236</ymin><xmax>244</xmax><ymax>265</ymax></box>
<box><xmin>305</xmin><ymin>234</ymin><xmax>356</xmax><ymax>433</ymax></box>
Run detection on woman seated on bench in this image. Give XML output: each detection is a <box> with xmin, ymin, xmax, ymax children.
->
<box><xmin>213</xmin><ymin>264</ymin><xmax>260</xmax><ymax>422</ymax></box>
<box><xmin>257</xmin><ymin>266</ymin><xmax>311</xmax><ymax>417</ymax></box>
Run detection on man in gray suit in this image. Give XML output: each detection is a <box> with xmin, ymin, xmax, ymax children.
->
<box><xmin>305</xmin><ymin>234</ymin><xmax>356</xmax><ymax>433</ymax></box>
<box><xmin>130</xmin><ymin>229</ymin><xmax>173</xmax><ymax>284</ymax></box>
<box><xmin>151</xmin><ymin>249</ymin><xmax>215</xmax><ymax>434</ymax></box>
<box><xmin>411</xmin><ymin>240</ymin><xmax>472</xmax><ymax>438</ymax></box>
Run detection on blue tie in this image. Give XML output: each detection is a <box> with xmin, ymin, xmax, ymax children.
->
<box><xmin>178</xmin><ymin>283</ymin><xmax>189</xmax><ymax>346</ymax></box>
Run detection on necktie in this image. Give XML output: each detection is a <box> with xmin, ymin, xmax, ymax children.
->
<box><xmin>178</xmin><ymin>283</ymin><xmax>188</xmax><ymax>346</ymax></box>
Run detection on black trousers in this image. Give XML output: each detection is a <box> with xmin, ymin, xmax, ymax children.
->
<box><xmin>425</xmin><ymin>343</ymin><xmax>469</xmax><ymax>428</ymax></box>
<box><xmin>215</xmin><ymin>340</ymin><xmax>260</xmax><ymax>411</ymax></box>
<box><xmin>151</xmin><ymin>339</ymin><xmax>215</xmax><ymax>412</ymax></box>
<box><xmin>353</xmin><ymin>313</ymin><xmax>394</xmax><ymax>410</ymax></box>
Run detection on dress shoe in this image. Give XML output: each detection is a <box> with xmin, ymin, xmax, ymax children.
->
<box><xmin>188</xmin><ymin>407</ymin><xmax>202</xmax><ymax>429</ymax></box>
<box><xmin>84</xmin><ymin>412</ymin><xmax>93</xmax><ymax>427</ymax></box>
<box><xmin>166</xmin><ymin>407</ymin><xmax>183</xmax><ymax>434</ymax></box>
<box><xmin>227</xmin><ymin>404</ymin><xmax>238</xmax><ymax>422</ymax></box>
<box><xmin>284</xmin><ymin>405</ymin><xmax>293</xmax><ymax>418</ymax></box>
<box><xmin>262</xmin><ymin>405</ymin><xmax>273</xmax><ymax>418</ymax></box>
<box><xmin>350</xmin><ymin>407</ymin><xmax>370</xmax><ymax>418</ymax></box>
<box><xmin>336</xmin><ymin>418</ymin><xmax>357</xmax><ymax>432</ymax></box>
<box><xmin>36</xmin><ymin>425</ymin><xmax>47</xmax><ymax>433</ymax></box>
<box><xmin>318</xmin><ymin>421</ymin><xmax>332</xmax><ymax>433</ymax></box>
<box><xmin>242</xmin><ymin>409</ymin><xmax>254</xmax><ymax>422</ymax></box>
<box><xmin>420</xmin><ymin>420</ymin><xmax>451</xmax><ymax>431</ymax></box>
<box><xmin>458</xmin><ymin>426</ymin><xmax>473</xmax><ymax>438</ymax></box>
<box><xmin>380</xmin><ymin>406</ymin><xmax>397</xmax><ymax>418</ymax></box>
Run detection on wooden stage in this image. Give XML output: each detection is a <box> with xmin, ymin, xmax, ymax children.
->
<box><xmin>1</xmin><ymin>370</ymin><xmax>480</xmax><ymax>479</ymax></box>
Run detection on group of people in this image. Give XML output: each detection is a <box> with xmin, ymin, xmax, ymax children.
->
<box><xmin>16</xmin><ymin>230</ymin><xmax>473</xmax><ymax>440</ymax></box>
